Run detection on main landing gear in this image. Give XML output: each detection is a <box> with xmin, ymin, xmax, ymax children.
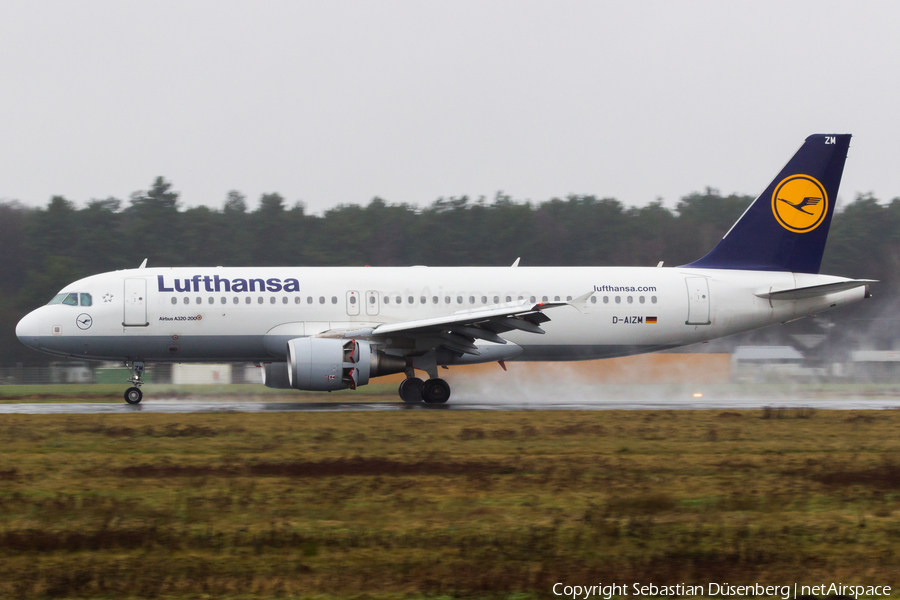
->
<box><xmin>124</xmin><ymin>361</ymin><xmax>145</xmax><ymax>405</ymax></box>
<box><xmin>399</xmin><ymin>377</ymin><xmax>451</xmax><ymax>404</ymax></box>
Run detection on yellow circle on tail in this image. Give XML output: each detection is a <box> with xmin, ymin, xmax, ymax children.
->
<box><xmin>771</xmin><ymin>174</ymin><xmax>828</xmax><ymax>233</ymax></box>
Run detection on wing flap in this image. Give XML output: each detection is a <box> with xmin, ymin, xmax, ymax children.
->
<box><xmin>448</xmin><ymin>325</ymin><xmax>508</xmax><ymax>344</ymax></box>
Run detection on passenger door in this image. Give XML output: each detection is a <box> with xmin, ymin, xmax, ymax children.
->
<box><xmin>123</xmin><ymin>278</ymin><xmax>149</xmax><ymax>326</ymax></box>
<box><xmin>685</xmin><ymin>277</ymin><xmax>711</xmax><ymax>325</ymax></box>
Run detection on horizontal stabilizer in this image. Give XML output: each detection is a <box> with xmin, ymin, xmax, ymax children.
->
<box><xmin>756</xmin><ymin>279</ymin><xmax>876</xmax><ymax>300</ymax></box>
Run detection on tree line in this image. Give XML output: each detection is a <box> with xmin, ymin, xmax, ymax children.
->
<box><xmin>2</xmin><ymin>177</ymin><xmax>898</xmax><ymax>365</ymax></box>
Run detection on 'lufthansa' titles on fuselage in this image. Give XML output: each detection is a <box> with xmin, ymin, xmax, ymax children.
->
<box><xmin>157</xmin><ymin>275</ymin><xmax>300</xmax><ymax>294</ymax></box>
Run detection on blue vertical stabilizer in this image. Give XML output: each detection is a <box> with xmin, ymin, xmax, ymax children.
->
<box><xmin>686</xmin><ymin>134</ymin><xmax>851</xmax><ymax>273</ymax></box>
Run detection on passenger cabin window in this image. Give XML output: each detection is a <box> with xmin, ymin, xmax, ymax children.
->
<box><xmin>542</xmin><ymin>296</ymin><xmax>548</xmax><ymax>302</ymax></box>
<box><xmin>444</xmin><ymin>296</ymin><xmax>450</xmax><ymax>304</ymax></box>
<box><xmin>183</xmin><ymin>297</ymin><xmax>190</xmax><ymax>305</ymax></box>
<box><xmin>171</xmin><ymin>297</ymin><xmax>177</xmax><ymax>305</ymax></box>
<box><xmin>590</xmin><ymin>296</ymin><xmax>597</xmax><ymax>304</ymax></box>
<box><xmin>319</xmin><ymin>297</ymin><xmax>325</xmax><ymax>304</ymax></box>
<box><xmin>331</xmin><ymin>296</ymin><xmax>337</xmax><ymax>304</ymax></box>
<box><xmin>245</xmin><ymin>297</ymin><xmax>251</xmax><ymax>304</ymax></box>
<box><xmin>651</xmin><ymin>296</ymin><xmax>658</xmax><ymax>304</ymax></box>
<box><xmin>233</xmin><ymin>297</ymin><xmax>239</xmax><ymax>304</ymax></box>
<box><xmin>384</xmin><ymin>296</ymin><xmax>390</xmax><ymax>304</ymax></box>
<box><xmin>80</xmin><ymin>293</ymin><xmax>92</xmax><ymax>306</ymax></box>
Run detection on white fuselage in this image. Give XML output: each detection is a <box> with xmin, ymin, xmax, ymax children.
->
<box><xmin>16</xmin><ymin>266</ymin><xmax>865</xmax><ymax>367</ymax></box>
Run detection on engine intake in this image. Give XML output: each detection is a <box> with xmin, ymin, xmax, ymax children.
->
<box><xmin>284</xmin><ymin>338</ymin><xmax>405</xmax><ymax>391</ymax></box>
<box><xmin>261</xmin><ymin>362</ymin><xmax>292</xmax><ymax>389</ymax></box>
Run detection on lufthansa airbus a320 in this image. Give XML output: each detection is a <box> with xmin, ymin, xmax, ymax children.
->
<box><xmin>17</xmin><ymin>134</ymin><xmax>872</xmax><ymax>404</ymax></box>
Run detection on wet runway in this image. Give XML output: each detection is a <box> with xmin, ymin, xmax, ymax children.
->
<box><xmin>2</xmin><ymin>397</ymin><xmax>900</xmax><ymax>413</ymax></box>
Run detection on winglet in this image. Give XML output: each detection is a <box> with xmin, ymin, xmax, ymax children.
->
<box><xmin>511</xmin><ymin>257</ymin><xmax>520</xmax><ymax>267</ymax></box>
<box><xmin>139</xmin><ymin>258</ymin><xmax>148</xmax><ymax>269</ymax></box>
<box><xmin>566</xmin><ymin>290</ymin><xmax>596</xmax><ymax>314</ymax></box>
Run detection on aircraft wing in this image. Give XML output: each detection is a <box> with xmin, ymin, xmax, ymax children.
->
<box><xmin>319</xmin><ymin>295</ymin><xmax>589</xmax><ymax>356</ymax></box>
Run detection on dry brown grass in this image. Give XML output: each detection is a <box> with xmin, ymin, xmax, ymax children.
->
<box><xmin>0</xmin><ymin>408</ymin><xmax>899</xmax><ymax>598</ymax></box>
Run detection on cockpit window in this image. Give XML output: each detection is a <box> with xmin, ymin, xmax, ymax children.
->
<box><xmin>48</xmin><ymin>292</ymin><xmax>86</xmax><ymax>306</ymax></box>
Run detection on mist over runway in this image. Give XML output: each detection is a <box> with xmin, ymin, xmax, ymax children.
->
<box><xmin>3</xmin><ymin>395</ymin><xmax>900</xmax><ymax>414</ymax></box>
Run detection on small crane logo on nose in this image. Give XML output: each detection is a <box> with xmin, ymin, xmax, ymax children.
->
<box><xmin>76</xmin><ymin>314</ymin><xmax>93</xmax><ymax>330</ymax></box>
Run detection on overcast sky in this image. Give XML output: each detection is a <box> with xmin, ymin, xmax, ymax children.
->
<box><xmin>1</xmin><ymin>1</ymin><xmax>898</xmax><ymax>213</ymax></box>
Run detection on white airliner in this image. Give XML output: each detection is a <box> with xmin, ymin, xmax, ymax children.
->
<box><xmin>16</xmin><ymin>134</ymin><xmax>872</xmax><ymax>404</ymax></box>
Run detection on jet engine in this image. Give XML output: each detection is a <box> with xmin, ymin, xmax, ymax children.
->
<box><xmin>284</xmin><ymin>338</ymin><xmax>405</xmax><ymax>391</ymax></box>
<box><xmin>261</xmin><ymin>362</ymin><xmax>292</xmax><ymax>389</ymax></box>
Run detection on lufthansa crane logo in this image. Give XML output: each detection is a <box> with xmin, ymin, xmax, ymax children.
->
<box><xmin>76</xmin><ymin>314</ymin><xmax>93</xmax><ymax>330</ymax></box>
<box><xmin>771</xmin><ymin>174</ymin><xmax>828</xmax><ymax>233</ymax></box>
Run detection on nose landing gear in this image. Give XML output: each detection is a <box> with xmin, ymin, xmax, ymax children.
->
<box><xmin>124</xmin><ymin>361</ymin><xmax>145</xmax><ymax>405</ymax></box>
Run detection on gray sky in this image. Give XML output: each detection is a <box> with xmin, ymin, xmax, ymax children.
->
<box><xmin>1</xmin><ymin>1</ymin><xmax>898</xmax><ymax>213</ymax></box>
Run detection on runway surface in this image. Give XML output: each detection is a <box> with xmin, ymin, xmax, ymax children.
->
<box><xmin>3</xmin><ymin>397</ymin><xmax>900</xmax><ymax>413</ymax></box>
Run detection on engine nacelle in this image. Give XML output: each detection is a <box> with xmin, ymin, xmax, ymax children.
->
<box><xmin>285</xmin><ymin>338</ymin><xmax>405</xmax><ymax>391</ymax></box>
<box><xmin>261</xmin><ymin>362</ymin><xmax>292</xmax><ymax>389</ymax></box>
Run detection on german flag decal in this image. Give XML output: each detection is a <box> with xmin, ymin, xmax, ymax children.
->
<box><xmin>646</xmin><ymin>316</ymin><xmax>658</xmax><ymax>324</ymax></box>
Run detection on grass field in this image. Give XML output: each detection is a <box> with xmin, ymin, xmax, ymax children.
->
<box><xmin>0</xmin><ymin>408</ymin><xmax>899</xmax><ymax>599</ymax></box>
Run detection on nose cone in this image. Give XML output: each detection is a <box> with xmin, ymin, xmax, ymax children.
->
<box><xmin>16</xmin><ymin>310</ymin><xmax>41</xmax><ymax>350</ymax></box>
